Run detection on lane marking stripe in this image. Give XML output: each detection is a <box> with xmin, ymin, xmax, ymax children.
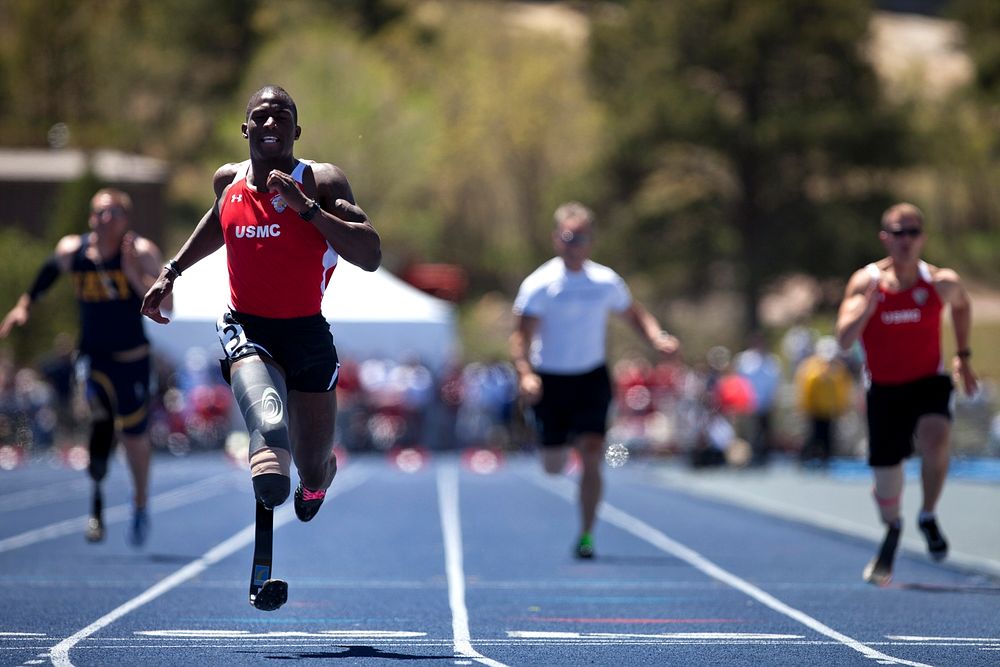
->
<box><xmin>47</xmin><ymin>467</ymin><xmax>371</xmax><ymax>667</ymax></box>
<box><xmin>0</xmin><ymin>479</ymin><xmax>91</xmax><ymax>512</ymax></box>
<box><xmin>509</xmin><ymin>631</ymin><xmax>804</xmax><ymax>640</ymax></box>
<box><xmin>654</xmin><ymin>470</ymin><xmax>1000</xmax><ymax>578</ymax></box>
<box><xmin>888</xmin><ymin>635</ymin><xmax>1000</xmax><ymax>642</ymax></box>
<box><xmin>529</xmin><ymin>473</ymin><xmax>933</xmax><ymax>667</ymax></box>
<box><xmin>525</xmin><ymin>617</ymin><xmax>739</xmax><ymax>624</ymax></box>
<box><xmin>0</xmin><ymin>470</ymin><xmax>242</xmax><ymax>553</ymax></box>
<box><xmin>136</xmin><ymin>630</ymin><xmax>427</xmax><ymax>638</ymax></box>
<box><xmin>437</xmin><ymin>463</ymin><xmax>508</xmax><ymax>667</ymax></box>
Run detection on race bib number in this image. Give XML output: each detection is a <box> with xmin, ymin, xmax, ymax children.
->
<box><xmin>216</xmin><ymin>312</ymin><xmax>254</xmax><ymax>360</ymax></box>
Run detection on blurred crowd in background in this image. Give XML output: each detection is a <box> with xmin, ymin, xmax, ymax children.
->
<box><xmin>2</xmin><ymin>325</ymin><xmax>999</xmax><ymax>470</ymax></box>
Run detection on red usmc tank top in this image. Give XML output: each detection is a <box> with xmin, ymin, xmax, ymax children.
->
<box><xmin>861</xmin><ymin>262</ymin><xmax>943</xmax><ymax>385</ymax></box>
<box><xmin>218</xmin><ymin>160</ymin><xmax>338</xmax><ymax>318</ymax></box>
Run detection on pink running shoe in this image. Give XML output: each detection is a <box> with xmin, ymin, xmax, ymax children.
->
<box><xmin>294</xmin><ymin>483</ymin><xmax>326</xmax><ymax>522</ymax></box>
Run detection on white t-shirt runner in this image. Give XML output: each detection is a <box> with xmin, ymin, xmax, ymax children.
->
<box><xmin>513</xmin><ymin>257</ymin><xmax>632</xmax><ymax>374</ymax></box>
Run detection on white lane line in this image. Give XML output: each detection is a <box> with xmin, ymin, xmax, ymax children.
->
<box><xmin>0</xmin><ymin>479</ymin><xmax>91</xmax><ymax>512</ymax></box>
<box><xmin>529</xmin><ymin>473</ymin><xmax>933</xmax><ymax>667</ymax></box>
<box><xmin>508</xmin><ymin>631</ymin><xmax>804</xmax><ymax>640</ymax></box>
<box><xmin>436</xmin><ymin>463</ymin><xmax>508</xmax><ymax>667</ymax></box>
<box><xmin>47</xmin><ymin>467</ymin><xmax>371</xmax><ymax>667</ymax></box>
<box><xmin>888</xmin><ymin>636</ymin><xmax>1000</xmax><ymax>643</ymax></box>
<box><xmin>136</xmin><ymin>630</ymin><xmax>427</xmax><ymax>638</ymax></box>
<box><xmin>653</xmin><ymin>469</ymin><xmax>1000</xmax><ymax>579</ymax></box>
<box><xmin>0</xmin><ymin>470</ymin><xmax>243</xmax><ymax>553</ymax></box>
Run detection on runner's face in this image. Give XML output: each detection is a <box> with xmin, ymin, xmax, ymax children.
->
<box><xmin>243</xmin><ymin>96</ymin><xmax>299</xmax><ymax>161</ymax></box>
<box><xmin>89</xmin><ymin>194</ymin><xmax>128</xmax><ymax>236</ymax></box>
<box><xmin>879</xmin><ymin>215</ymin><xmax>924</xmax><ymax>262</ymax></box>
<box><xmin>554</xmin><ymin>218</ymin><xmax>593</xmax><ymax>267</ymax></box>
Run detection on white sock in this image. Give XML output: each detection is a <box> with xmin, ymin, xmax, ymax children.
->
<box><xmin>918</xmin><ymin>510</ymin><xmax>935</xmax><ymax>523</ymax></box>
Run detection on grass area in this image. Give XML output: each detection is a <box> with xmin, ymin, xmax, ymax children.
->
<box><xmin>953</xmin><ymin>321</ymin><xmax>1000</xmax><ymax>384</ymax></box>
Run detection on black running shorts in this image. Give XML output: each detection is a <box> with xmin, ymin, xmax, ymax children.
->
<box><xmin>866</xmin><ymin>374</ymin><xmax>953</xmax><ymax>467</ymax></box>
<box><xmin>78</xmin><ymin>351</ymin><xmax>151</xmax><ymax>435</ymax></box>
<box><xmin>217</xmin><ymin>310</ymin><xmax>340</xmax><ymax>393</ymax></box>
<box><xmin>533</xmin><ymin>365</ymin><xmax>613</xmax><ymax>447</ymax></box>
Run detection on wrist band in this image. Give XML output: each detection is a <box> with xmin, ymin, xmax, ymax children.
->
<box><xmin>299</xmin><ymin>200</ymin><xmax>321</xmax><ymax>221</ymax></box>
<box><xmin>164</xmin><ymin>259</ymin><xmax>182</xmax><ymax>278</ymax></box>
<box><xmin>956</xmin><ymin>349</ymin><xmax>971</xmax><ymax>359</ymax></box>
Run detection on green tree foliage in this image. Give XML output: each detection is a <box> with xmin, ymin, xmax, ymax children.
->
<box><xmin>589</xmin><ymin>0</ymin><xmax>911</xmax><ymax>329</ymax></box>
<box><xmin>913</xmin><ymin>0</ymin><xmax>1000</xmax><ymax>279</ymax></box>
<box><xmin>0</xmin><ymin>0</ymin><xmax>257</xmax><ymax>154</ymax></box>
<box><xmin>950</xmin><ymin>0</ymin><xmax>1000</xmax><ymax>98</ymax></box>
<box><xmin>390</xmin><ymin>2</ymin><xmax>604</xmax><ymax>293</ymax></box>
<box><xmin>0</xmin><ymin>0</ymin><xmax>98</xmax><ymax>146</ymax></box>
<box><xmin>0</xmin><ymin>228</ymin><xmax>77</xmax><ymax>363</ymax></box>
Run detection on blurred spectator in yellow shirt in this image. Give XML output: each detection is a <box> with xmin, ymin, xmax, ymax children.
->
<box><xmin>796</xmin><ymin>336</ymin><xmax>855</xmax><ymax>465</ymax></box>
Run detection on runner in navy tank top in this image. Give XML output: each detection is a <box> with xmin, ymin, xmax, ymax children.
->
<box><xmin>141</xmin><ymin>85</ymin><xmax>381</xmax><ymax>611</ymax></box>
<box><xmin>836</xmin><ymin>202</ymin><xmax>978</xmax><ymax>586</ymax></box>
<box><xmin>0</xmin><ymin>188</ymin><xmax>170</xmax><ymax>547</ymax></box>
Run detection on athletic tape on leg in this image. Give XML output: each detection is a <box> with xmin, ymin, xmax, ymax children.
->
<box><xmin>871</xmin><ymin>486</ymin><xmax>901</xmax><ymax>508</ymax></box>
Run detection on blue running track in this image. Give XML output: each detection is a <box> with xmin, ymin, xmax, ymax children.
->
<box><xmin>1</xmin><ymin>451</ymin><xmax>998</xmax><ymax>666</ymax></box>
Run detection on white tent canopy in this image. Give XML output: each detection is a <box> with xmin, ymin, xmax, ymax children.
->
<box><xmin>146</xmin><ymin>248</ymin><xmax>458</xmax><ymax>372</ymax></box>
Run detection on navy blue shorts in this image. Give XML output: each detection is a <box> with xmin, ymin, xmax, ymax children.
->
<box><xmin>533</xmin><ymin>365</ymin><xmax>612</xmax><ymax>447</ymax></box>
<box><xmin>217</xmin><ymin>310</ymin><xmax>340</xmax><ymax>393</ymax></box>
<box><xmin>78</xmin><ymin>350</ymin><xmax>151</xmax><ymax>435</ymax></box>
<box><xmin>866</xmin><ymin>374</ymin><xmax>953</xmax><ymax>467</ymax></box>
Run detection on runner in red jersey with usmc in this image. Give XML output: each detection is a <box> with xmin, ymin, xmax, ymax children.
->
<box><xmin>141</xmin><ymin>86</ymin><xmax>381</xmax><ymax>611</ymax></box>
<box><xmin>220</xmin><ymin>159</ymin><xmax>339</xmax><ymax>318</ymax></box>
<box><xmin>836</xmin><ymin>202</ymin><xmax>977</xmax><ymax>586</ymax></box>
<box><xmin>860</xmin><ymin>259</ymin><xmax>943</xmax><ymax>385</ymax></box>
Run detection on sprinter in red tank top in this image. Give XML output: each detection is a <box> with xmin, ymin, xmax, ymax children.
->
<box><xmin>836</xmin><ymin>203</ymin><xmax>977</xmax><ymax>586</ymax></box>
<box><xmin>140</xmin><ymin>86</ymin><xmax>381</xmax><ymax>611</ymax></box>
<box><xmin>219</xmin><ymin>158</ymin><xmax>340</xmax><ymax>318</ymax></box>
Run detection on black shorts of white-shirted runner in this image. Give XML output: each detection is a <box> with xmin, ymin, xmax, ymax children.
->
<box><xmin>534</xmin><ymin>365</ymin><xmax>613</xmax><ymax>446</ymax></box>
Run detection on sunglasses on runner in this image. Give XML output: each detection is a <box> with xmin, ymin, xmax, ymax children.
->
<box><xmin>558</xmin><ymin>229</ymin><xmax>592</xmax><ymax>246</ymax></box>
<box><xmin>885</xmin><ymin>227</ymin><xmax>922</xmax><ymax>238</ymax></box>
<box><xmin>93</xmin><ymin>206</ymin><xmax>127</xmax><ymax>219</ymax></box>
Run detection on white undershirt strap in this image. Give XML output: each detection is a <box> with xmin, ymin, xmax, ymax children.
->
<box><xmin>918</xmin><ymin>260</ymin><xmax>932</xmax><ymax>283</ymax></box>
<box><xmin>231</xmin><ymin>160</ymin><xmax>250</xmax><ymax>186</ymax></box>
<box><xmin>290</xmin><ymin>160</ymin><xmax>306</xmax><ymax>183</ymax></box>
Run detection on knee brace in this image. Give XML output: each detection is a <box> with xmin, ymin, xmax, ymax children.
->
<box><xmin>252</xmin><ymin>473</ymin><xmax>290</xmax><ymax>509</ymax></box>
<box><xmin>231</xmin><ymin>360</ymin><xmax>291</xmax><ymax>457</ymax></box>
<box><xmin>87</xmin><ymin>418</ymin><xmax>115</xmax><ymax>482</ymax></box>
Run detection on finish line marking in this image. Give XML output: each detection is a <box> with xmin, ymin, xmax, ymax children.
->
<box><xmin>508</xmin><ymin>631</ymin><xmax>803</xmax><ymax>640</ymax></box>
<box><xmin>888</xmin><ymin>635</ymin><xmax>1000</xmax><ymax>643</ymax></box>
<box><xmin>136</xmin><ymin>630</ymin><xmax>427</xmax><ymax>639</ymax></box>
<box><xmin>527</xmin><ymin>472</ymin><xmax>933</xmax><ymax>667</ymax></box>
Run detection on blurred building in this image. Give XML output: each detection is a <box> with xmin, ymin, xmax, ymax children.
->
<box><xmin>0</xmin><ymin>148</ymin><xmax>168</xmax><ymax>243</ymax></box>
